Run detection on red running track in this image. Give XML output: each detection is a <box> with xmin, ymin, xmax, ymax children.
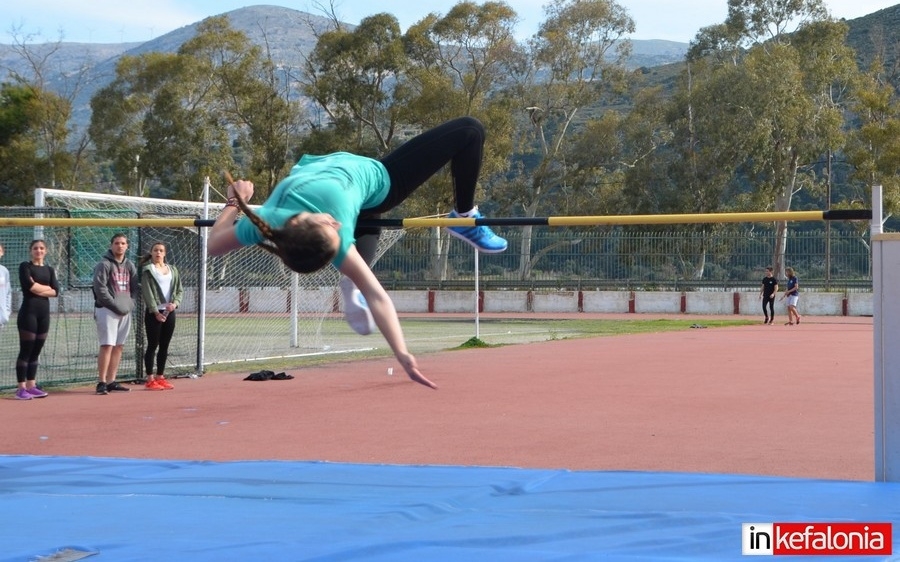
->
<box><xmin>0</xmin><ymin>315</ymin><xmax>874</xmax><ymax>481</ymax></box>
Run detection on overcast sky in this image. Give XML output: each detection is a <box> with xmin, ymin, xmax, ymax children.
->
<box><xmin>4</xmin><ymin>0</ymin><xmax>899</xmax><ymax>45</ymax></box>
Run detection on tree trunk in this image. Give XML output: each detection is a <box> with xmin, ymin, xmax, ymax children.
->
<box><xmin>517</xmin><ymin>198</ymin><xmax>542</xmax><ymax>280</ymax></box>
<box><xmin>517</xmin><ymin>224</ymin><xmax>534</xmax><ymax>280</ymax></box>
<box><xmin>772</xmin><ymin>163</ymin><xmax>799</xmax><ymax>277</ymax></box>
<box><xmin>773</xmin><ymin>220</ymin><xmax>787</xmax><ymax>277</ymax></box>
<box><xmin>428</xmin><ymin>227</ymin><xmax>449</xmax><ymax>281</ymax></box>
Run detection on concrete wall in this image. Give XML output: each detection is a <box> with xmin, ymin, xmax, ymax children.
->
<box><xmin>482</xmin><ymin>290</ymin><xmax>527</xmax><ymax>313</ymax></box>
<box><xmin>433</xmin><ymin>290</ymin><xmax>479</xmax><ymax>313</ymax></box>
<box><xmin>634</xmin><ymin>291</ymin><xmax>681</xmax><ymax>314</ymax></box>
<box><xmin>685</xmin><ymin>292</ymin><xmax>734</xmax><ymax>315</ymax></box>
<box><xmin>848</xmin><ymin>293</ymin><xmax>873</xmax><ymax>316</ymax></box>
<box><xmin>205</xmin><ymin>287</ymin><xmax>241</xmax><ymax>313</ymax></box>
<box><xmin>531</xmin><ymin>290</ymin><xmax>580</xmax><ymax>313</ymax></box>
<box><xmin>37</xmin><ymin>288</ymin><xmax>873</xmax><ymax>316</ymax></box>
<box><xmin>582</xmin><ymin>291</ymin><xmax>631</xmax><ymax>313</ymax></box>
<box><xmin>387</xmin><ymin>290</ymin><xmax>429</xmax><ymax>313</ymax></box>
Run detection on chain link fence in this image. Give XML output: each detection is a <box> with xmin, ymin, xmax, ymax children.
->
<box><xmin>374</xmin><ymin>225</ymin><xmax>872</xmax><ymax>292</ymax></box>
<box><xmin>0</xmin><ymin>205</ymin><xmax>873</xmax><ymax>390</ymax></box>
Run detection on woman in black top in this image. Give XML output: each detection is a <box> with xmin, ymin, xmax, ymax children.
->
<box><xmin>15</xmin><ymin>240</ymin><xmax>59</xmax><ymax>400</ymax></box>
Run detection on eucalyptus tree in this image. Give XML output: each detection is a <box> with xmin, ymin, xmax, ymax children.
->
<box><xmin>177</xmin><ymin>16</ymin><xmax>302</xmax><ymax>195</ymax></box>
<box><xmin>506</xmin><ymin>0</ymin><xmax>634</xmax><ymax>279</ymax></box>
<box><xmin>827</xmin><ymin>59</ymin><xmax>900</xmax><ymax>278</ymax></box>
<box><xmin>402</xmin><ymin>1</ymin><xmax>520</xmax><ymax>120</ymax></box>
<box><xmin>89</xmin><ymin>52</ymin><xmax>178</xmax><ymax>197</ymax></box>
<box><xmin>90</xmin><ymin>16</ymin><xmax>301</xmax><ymax>200</ymax></box>
<box><xmin>0</xmin><ymin>83</ymin><xmax>42</xmax><ymax>203</ymax></box>
<box><xmin>846</xmin><ymin>58</ymin><xmax>900</xmax><ymax>225</ymax></box>
<box><xmin>302</xmin><ymin>2</ymin><xmax>522</xmax><ymax>279</ymax></box>
<box><xmin>839</xmin><ymin>56</ymin><xmax>900</xmax><ymax>282</ymax></box>
<box><xmin>3</xmin><ymin>31</ymin><xmax>93</xmax><ymax>190</ymax></box>
<box><xmin>683</xmin><ymin>0</ymin><xmax>857</xmax><ymax>277</ymax></box>
<box><xmin>0</xmin><ymin>83</ymin><xmax>77</xmax><ymax>203</ymax></box>
<box><xmin>302</xmin><ymin>13</ymin><xmax>409</xmax><ymax>153</ymax></box>
<box><xmin>90</xmin><ymin>48</ymin><xmax>231</xmax><ymax>200</ymax></box>
<box><xmin>636</xmin><ymin>56</ymin><xmax>766</xmax><ymax>281</ymax></box>
<box><xmin>399</xmin><ymin>1</ymin><xmax>520</xmax><ymax>278</ymax></box>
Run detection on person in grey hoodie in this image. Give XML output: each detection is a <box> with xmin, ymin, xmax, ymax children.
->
<box><xmin>92</xmin><ymin>233</ymin><xmax>140</xmax><ymax>395</ymax></box>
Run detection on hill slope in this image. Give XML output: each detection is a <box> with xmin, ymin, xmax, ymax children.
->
<box><xmin>3</xmin><ymin>3</ymin><xmax>899</xmax><ymax>133</ymax></box>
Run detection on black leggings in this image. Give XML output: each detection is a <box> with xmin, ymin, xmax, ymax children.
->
<box><xmin>355</xmin><ymin>116</ymin><xmax>485</xmax><ymax>263</ymax></box>
<box><xmin>762</xmin><ymin>295</ymin><xmax>775</xmax><ymax>318</ymax></box>
<box><xmin>144</xmin><ymin>311</ymin><xmax>176</xmax><ymax>376</ymax></box>
<box><xmin>16</xmin><ymin>304</ymin><xmax>50</xmax><ymax>383</ymax></box>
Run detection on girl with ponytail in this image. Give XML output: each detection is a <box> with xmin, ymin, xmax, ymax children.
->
<box><xmin>208</xmin><ymin>117</ymin><xmax>508</xmax><ymax>390</ymax></box>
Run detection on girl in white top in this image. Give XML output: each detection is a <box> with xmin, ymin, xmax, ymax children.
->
<box><xmin>139</xmin><ymin>242</ymin><xmax>183</xmax><ymax>390</ymax></box>
<box><xmin>0</xmin><ymin>244</ymin><xmax>10</xmax><ymax>328</ymax></box>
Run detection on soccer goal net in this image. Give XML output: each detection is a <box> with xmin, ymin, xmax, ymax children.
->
<box><xmin>22</xmin><ymin>184</ymin><xmax>404</xmax><ymax>385</ymax></box>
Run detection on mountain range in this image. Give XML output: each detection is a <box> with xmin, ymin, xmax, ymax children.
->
<box><xmin>1</xmin><ymin>3</ymin><xmax>899</xmax><ymax>134</ymax></box>
<box><xmin>0</xmin><ymin>5</ymin><xmax>693</xmax><ymax>132</ymax></box>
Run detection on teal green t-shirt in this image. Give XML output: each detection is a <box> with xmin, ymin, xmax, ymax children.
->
<box><xmin>234</xmin><ymin>152</ymin><xmax>390</xmax><ymax>266</ymax></box>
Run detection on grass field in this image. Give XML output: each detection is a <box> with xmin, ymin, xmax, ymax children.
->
<box><xmin>0</xmin><ymin>315</ymin><xmax>754</xmax><ymax>390</ymax></box>
<box><xmin>202</xmin><ymin>317</ymin><xmax>755</xmax><ymax>374</ymax></box>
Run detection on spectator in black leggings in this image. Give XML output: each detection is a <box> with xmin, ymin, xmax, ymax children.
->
<box><xmin>140</xmin><ymin>242</ymin><xmax>183</xmax><ymax>390</ymax></box>
<box><xmin>15</xmin><ymin>240</ymin><xmax>59</xmax><ymax>400</ymax></box>
<box><xmin>759</xmin><ymin>267</ymin><xmax>779</xmax><ymax>325</ymax></box>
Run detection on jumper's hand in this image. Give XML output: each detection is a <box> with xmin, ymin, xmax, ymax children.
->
<box><xmin>224</xmin><ymin>171</ymin><xmax>254</xmax><ymax>203</ymax></box>
<box><xmin>397</xmin><ymin>352</ymin><xmax>437</xmax><ymax>389</ymax></box>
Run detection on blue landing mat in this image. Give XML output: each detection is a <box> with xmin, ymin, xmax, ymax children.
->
<box><xmin>1</xmin><ymin>455</ymin><xmax>898</xmax><ymax>561</ymax></box>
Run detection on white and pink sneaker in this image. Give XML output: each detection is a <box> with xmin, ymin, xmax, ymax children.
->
<box><xmin>339</xmin><ymin>277</ymin><xmax>376</xmax><ymax>335</ymax></box>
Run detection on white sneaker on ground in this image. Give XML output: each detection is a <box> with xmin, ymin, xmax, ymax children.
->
<box><xmin>339</xmin><ymin>277</ymin><xmax>376</xmax><ymax>335</ymax></box>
